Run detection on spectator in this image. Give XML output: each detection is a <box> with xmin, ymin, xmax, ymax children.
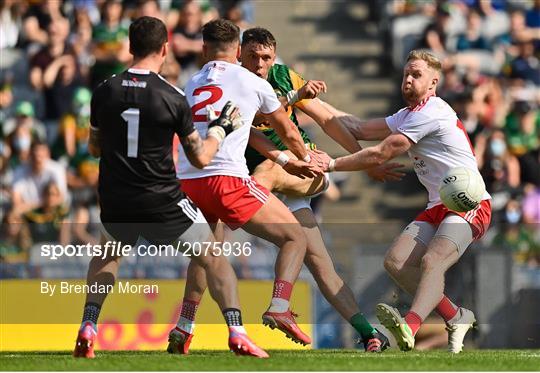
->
<box><xmin>171</xmin><ymin>1</ymin><xmax>203</xmax><ymax>86</ymax></box>
<box><xmin>29</xmin><ymin>16</ymin><xmax>79</xmax><ymax>134</ymax></box>
<box><xmin>223</xmin><ymin>0</ymin><xmax>252</xmax><ymax>33</ymax></box>
<box><xmin>477</xmin><ymin>129</ymin><xmax>521</xmax><ymax>196</ymax></box>
<box><xmin>0</xmin><ymin>209</ymin><xmax>31</xmax><ymax>264</ymax></box>
<box><xmin>478</xmin><ymin>0</ymin><xmax>510</xmax><ymax>42</ymax></box>
<box><xmin>90</xmin><ymin>0</ymin><xmax>130</xmax><ymax>88</ymax></box>
<box><xmin>3</xmin><ymin>101</ymin><xmax>46</xmax><ymax>143</ymax></box>
<box><xmin>507</xmin><ymin>40</ymin><xmax>540</xmax><ymax>86</ymax></box>
<box><xmin>0</xmin><ymin>139</ymin><xmax>12</xmax><ymax>220</ymax></box>
<box><xmin>0</xmin><ymin>77</ymin><xmax>13</xmax><ymax>129</ymax></box>
<box><xmin>21</xmin><ymin>0</ymin><xmax>65</xmax><ymax>51</ymax></box>
<box><xmin>134</xmin><ymin>0</ymin><xmax>163</xmax><ymax>21</ymax></box>
<box><xmin>11</xmin><ymin>140</ymin><xmax>67</xmax><ymax>215</ymax></box>
<box><xmin>69</xmin><ymin>4</ymin><xmax>94</xmax><ymax>81</ymax></box>
<box><xmin>0</xmin><ymin>0</ymin><xmax>23</xmax><ymax>50</ymax></box>
<box><xmin>456</xmin><ymin>9</ymin><xmax>491</xmax><ymax>51</ymax></box>
<box><xmin>52</xmin><ymin>87</ymin><xmax>91</xmax><ymax>160</ymax></box>
<box><xmin>23</xmin><ymin>181</ymin><xmax>70</xmax><ymax>246</ymax></box>
<box><xmin>418</xmin><ymin>4</ymin><xmax>451</xmax><ymax>59</ymax></box>
<box><xmin>504</xmin><ymin>100</ymin><xmax>540</xmax><ymax>185</ymax></box>
<box><xmin>522</xmin><ymin>183</ymin><xmax>540</xmax><ymax>224</ymax></box>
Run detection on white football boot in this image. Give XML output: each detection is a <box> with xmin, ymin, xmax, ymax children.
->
<box><xmin>446</xmin><ymin>307</ymin><xmax>477</xmax><ymax>353</ymax></box>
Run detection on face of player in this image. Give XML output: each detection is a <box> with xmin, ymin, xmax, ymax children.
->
<box><xmin>240</xmin><ymin>42</ymin><xmax>276</xmax><ymax>80</ymax></box>
<box><xmin>401</xmin><ymin>59</ymin><xmax>438</xmax><ymax>105</ymax></box>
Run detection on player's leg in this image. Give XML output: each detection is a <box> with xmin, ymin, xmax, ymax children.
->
<box><xmin>169</xmin><ymin>209</ymin><xmax>268</xmax><ymax>357</ymax></box>
<box><xmin>410</xmin><ymin>214</ymin><xmax>476</xmax><ymax>353</ymax></box>
<box><xmin>383</xmin><ymin>222</ymin><xmax>433</xmax><ymax>295</ymax></box>
<box><xmin>74</xmin><ymin>232</ymin><xmax>123</xmax><ymax>358</ymax></box>
<box><xmin>293</xmin><ymin>206</ymin><xmax>389</xmax><ymax>352</ymax></box>
<box><xmin>383</xmin><ymin>222</ymin><xmax>462</xmax><ymax>322</ymax></box>
<box><xmin>253</xmin><ymin>156</ymin><xmax>327</xmax><ymax>197</ymax></box>
<box><xmin>241</xmin><ymin>193</ymin><xmax>311</xmax><ymax>345</ymax></box>
<box><xmin>377</xmin><ymin>215</ymin><xmax>474</xmax><ymax>352</ymax></box>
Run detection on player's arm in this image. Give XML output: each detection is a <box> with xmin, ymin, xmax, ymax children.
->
<box><xmin>283</xmin><ymin>80</ymin><xmax>327</xmax><ymax>109</ymax></box>
<box><xmin>299</xmin><ymin>98</ymin><xmax>361</xmax><ymax>153</ymax></box>
<box><xmin>248</xmin><ymin>128</ymin><xmax>319</xmax><ymax>179</ymax></box>
<box><xmin>318</xmin><ymin>100</ymin><xmax>392</xmax><ymax>141</ymax></box>
<box><xmin>180</xmin><ymin>130</ymin><xmax>220</xmax><ymax>169</ymax></box>
<box><xmin>318</xmin><ymin>133</ymin><xmax>412</xmax><ymax>172</ymax></box>
<box><xmin>265</xmin><ymin>106</ymin><xmax>311</xmax><ymax>161</ymax></box>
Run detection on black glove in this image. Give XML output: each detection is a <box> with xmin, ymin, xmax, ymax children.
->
<box><xmin>206</xmin><ymin>101</ymin><xmax>242</xmax><ymax>142</ymax></box>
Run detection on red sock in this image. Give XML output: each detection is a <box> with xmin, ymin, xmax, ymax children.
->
<box><xmin>272</xmin><ymin>279</ymin><xmax>293</xmax><ymax>301</ymax></box>
<box><xmin>435</xmin><ymin>296</ymin><xmax>459</xmax><ymax>322</ymax></box>
<box><xmin>404</xmin><ymin>311</ymin><xmax>423</xmax><ymax>336</ymax></box>
<box><xmin>180</xmin><ymin>298</ymin><xmax>199</xmax><ymax>321</ymax></box>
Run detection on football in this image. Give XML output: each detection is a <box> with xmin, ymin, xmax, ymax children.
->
<box><xmin>439</xmin><ymin>167</ymin><xmax>486</xmax><ymax>212</ymax></box>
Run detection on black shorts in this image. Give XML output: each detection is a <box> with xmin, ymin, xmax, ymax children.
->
<box><xmin>100</xmin><ymin>197</ymin><xmax>198</xmax><ymax>246</ymax></box>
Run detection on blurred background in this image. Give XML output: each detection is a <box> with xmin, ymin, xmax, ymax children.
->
<box><xmin>0</xmin><ymin>0</ymin><xmax>538</xmax><ymax>350</ymax></box>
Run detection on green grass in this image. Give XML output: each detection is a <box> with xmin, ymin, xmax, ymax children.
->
<box><xmin>1</xmin><ymin>350</ymin><xmax>539</xmax><ymax>371</ymax></box>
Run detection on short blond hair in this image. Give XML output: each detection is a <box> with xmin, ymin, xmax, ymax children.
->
<box><xmin>406</xmin><ymin>50</ymin><xmax>442</xmax><ymax>72</ymax></box>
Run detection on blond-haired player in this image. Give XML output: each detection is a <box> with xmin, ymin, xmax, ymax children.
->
<box><xmin>315</xmin><ymin>50</ymin><xmax>492</xmax><ymax>353</ymax></box>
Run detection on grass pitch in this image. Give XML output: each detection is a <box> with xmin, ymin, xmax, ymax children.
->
<box><xmin>1</xmin><ymin>350</ymin><xmax>539</xmax><ymax>371</ymax></box>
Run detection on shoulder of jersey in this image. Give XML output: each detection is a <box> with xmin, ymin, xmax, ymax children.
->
<box><xmin>425</xmin><ymin>97</ymin><xmax>456</xmax><ymax>117</ymax></box>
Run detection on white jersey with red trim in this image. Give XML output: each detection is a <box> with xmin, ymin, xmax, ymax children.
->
<box><xmin>177</xmin><ymin>61</ymin><xmax>281</xmax><ymax>179</ymax></box>
<box><xmin>385</xmin><ymin>96</ymin><xmax>491</xmax><ymax>208</ymax></box>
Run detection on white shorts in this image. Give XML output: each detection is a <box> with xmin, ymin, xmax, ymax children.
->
<box><xmin>276</xmin><ymin>193</ymin><xmax>312</xmax><ymax>212</ymax></box>
<box><xmin>274</xmin><ymin>172</ymin><xmax>331</xmax><ymax>213</ymax></box>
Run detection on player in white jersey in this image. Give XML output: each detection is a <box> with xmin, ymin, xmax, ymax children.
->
<box><xmin>315</xmin><ymin>50</ymin><xmax>492</xmax><ymax>353</ymax></box>
<box><xmin>176</xmin><ymin>19</ymin><xmax>320</xmax><ymax>348</ymax></box>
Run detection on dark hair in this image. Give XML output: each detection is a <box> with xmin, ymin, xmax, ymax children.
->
<box><xmin>30</xmin><ymin>138</ymin><xmax>48</xmax><ymax>151</ymax></box>
<box><xmin>129</xmin><ymin>16</ymin><xmax>168</xmax><ymax>58</ymax></box>
<box><xmin>241</xmin><ymin>27</ymin><xmax>276</xmax><ymax>49</ymax></box>
<box><xmin>202</xmin><ymin>19</ymin><xmax>240</xmax><ymax>49</ymax></box>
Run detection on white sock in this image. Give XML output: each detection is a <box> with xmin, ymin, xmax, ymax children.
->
<box><xmin>176</xmin><ymin>316</ymin><xmax>195</xmax><ymax>334</ymax></box>
<box><xmin>267</xmin><ymin>297</ymin><xmax>289</xmax><ymax>313</ymax></box>
<box><xmin>229</xmin><ymin>325</ymin><xmax>247</xmax><ymax>335</ymax></box>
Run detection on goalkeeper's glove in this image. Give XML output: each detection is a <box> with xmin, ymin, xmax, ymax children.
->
<box><xmin>206</xmin><ymin>101</ymin><xmax>242</xmax><ymax>143</ymax></box>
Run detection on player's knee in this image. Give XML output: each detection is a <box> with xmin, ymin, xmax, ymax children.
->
<box><xmin>383</xmin><ymin>252</ymin><xmax>405</xmax><ymax>275</ymax></box>
<box><xmin>281</xmin><ymin>225</ymin><xmax>307</xmax><ymax>249</ymax></box>
<box><xmin>420</xmin><ymin>252</ymin><xmax>443</xmax><ymax>273</ymax></box>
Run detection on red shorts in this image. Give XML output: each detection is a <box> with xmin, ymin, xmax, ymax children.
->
<box><xmin>180</xmin><ymin>175</ymin><xmax>269</xmax><ymax>229</ymax></box>
<box><xmin>415</xmin><ymin>199</ymin><xmax>492</xmax><ymax>240</ymax></box>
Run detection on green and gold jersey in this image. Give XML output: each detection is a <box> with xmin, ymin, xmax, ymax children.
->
<box><xmin>246</xmin><ymin>64</ymin><xmax>314</xmax><ymax>172</ymax></box>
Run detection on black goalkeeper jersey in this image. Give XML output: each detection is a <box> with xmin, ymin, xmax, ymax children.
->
<box><xmin>91</xmin><ymin>68</ymin><xmax>195</xmax><ymax>215</ymax></box>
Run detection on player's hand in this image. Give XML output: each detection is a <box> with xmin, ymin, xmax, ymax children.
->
<box><xmin>309</xmin><ymin>149</ymin><xmax>333</xmax><ymax>172</ymax></box>
<box><xmin>283</xmin><ymin>159</ymin><xmax>320</xmax><ymax>179</ymax></box>
<box><xmin>298</xmin><ymin>80</ymin><xmax>327</xmax><ymax>101</ymax></box>
<box><xmin>207</xmin><ymin>101</ymin><xmax>242</xmax><ymax>142</ymax></box>
<box><xmin>366</xmin><ymin>162</ymin><xmax>406</xmax><ymax>182</ymax></box>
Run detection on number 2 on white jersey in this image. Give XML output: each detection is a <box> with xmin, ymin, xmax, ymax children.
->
<box><xmin>191</xmin><ymin>86</ymin><xmax>223</xmax><ymax>122</ymax></box>
<box><xmin>121</xmin><ymin>108</ymin><xmax>140</xmax><ymax>158</ymax></box>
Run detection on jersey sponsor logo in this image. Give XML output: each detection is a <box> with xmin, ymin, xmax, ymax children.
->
<box><xmin>413</xmin><ymin>157</ymin><xmax>429</xmax><ymax>175</ymax></box>
<box><xmin>122</xmin><ymin>79</ymin><xmax>147</xmax><ymax>88</ymax></box>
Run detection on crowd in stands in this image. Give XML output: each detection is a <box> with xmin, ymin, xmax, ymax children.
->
<box><xmin>371</xmin><ymin>0</ymin><xmax>539</xmax><ymax>268</ymax></box>
<box><xmin>0</xmin><ymin>0</ymin><xmax>254</xmax><ymax>275</ymax></box>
